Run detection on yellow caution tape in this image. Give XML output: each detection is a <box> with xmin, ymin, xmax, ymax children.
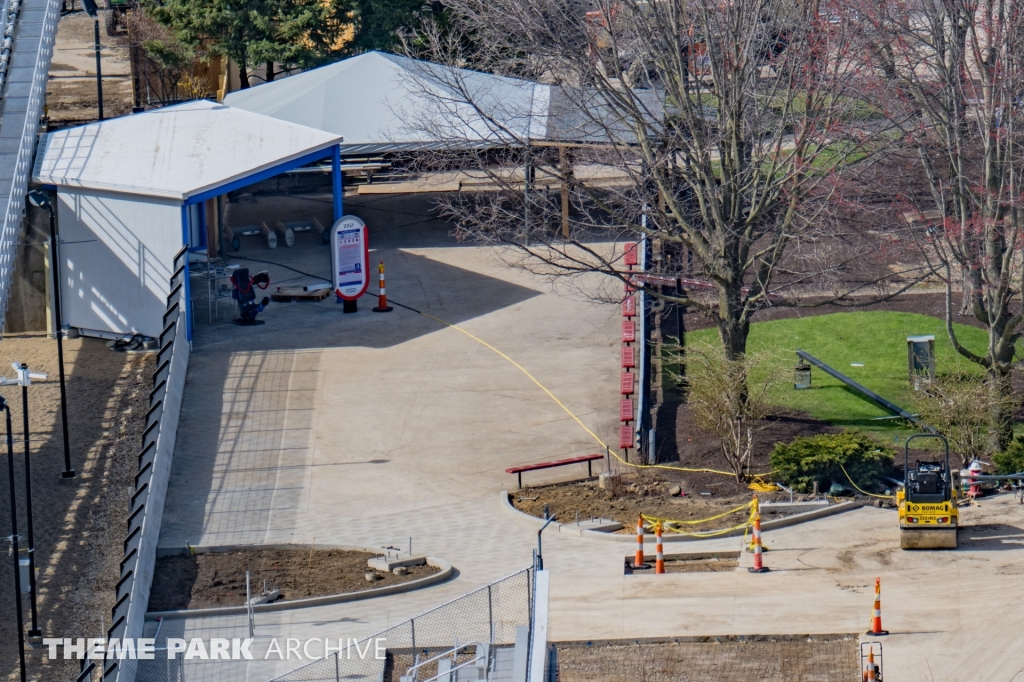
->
<box><xmin>839</xmin><ymin>463</ymin><xmax>894</xmax><ymax>499</ymax></box>
<box><xmin>416</xmin><ymin>310</ymin><xmax>769</xmax><ymax>479</ymax></box>
<box><xmin>747</xmin><ymin>475</ymin><xmax>778</xmax><ymax>493</ymax></box>
<box><xmin>641</xmin><ymin>500</ymin><xmax>753</xmax><ymax>528</ymax></box>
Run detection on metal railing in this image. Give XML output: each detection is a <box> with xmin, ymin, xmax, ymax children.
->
<box><xmin>269</xmin><ymin>567</ymin><xmax>534</xmax><ymax>682</ymax></box>
<box><xmin>0</xmin><ymin>0</ymin><xmax>61</xmax><ymax>332</ymax></box>
<box><xmin>103</xmin><ymin>247</ymin><xmax>191</xmax><ymax>682</ymax></box>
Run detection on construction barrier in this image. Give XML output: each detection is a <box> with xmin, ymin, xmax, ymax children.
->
<box><xmin>867</xmin><ymin>577</ymin><xmax>888</xmax><ymax>635</ymax></box>
<box><xmin>635</xmin><ymin>516</ymin><xmax>645</xmax><ymax>568</ymax></box>
<box><xmin>373</xmin><ymin>260</ymin><xmax>393</xmax><ymax>313</ymax></box>
<box><xmin>655</xmin><ymin>523</ymin><xmax>665</xmax><ymax>574</ymax></box>
<box><xmin>748</xmin><ymin>498</ymin><xmax>769</xmax><ymax>573</ymax></box>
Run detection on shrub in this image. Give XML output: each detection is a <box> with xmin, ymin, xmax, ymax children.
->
<box><xmin>993</xmin><ymin>437</ymin><xmax>1024</xmax><ymax>475</ymax></box>
<box><xmin>770</xmin><ymin>432</ymin><xmax>895</xmax><ymax>494</ymax></box>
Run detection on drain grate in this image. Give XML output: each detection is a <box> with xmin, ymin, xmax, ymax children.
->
<box><xmin>997</xmin><ymin>565</ymin><xmax>1024</xmax><ymax>575</ymax></box>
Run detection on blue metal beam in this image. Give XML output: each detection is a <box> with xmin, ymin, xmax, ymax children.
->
<box><xmin>332</xmin><ymin>144</ymin><xmax>343</xmax><ymax>221</ymax></box>
<box><xmin>181</xmin><ymin>205</ymin><xmax>192</xmax><ymax>341</ymax></box>
<box><xmin>183</xmin><ymin>145</ymin><xmax>337</xmax><ymax>207</ymax></box>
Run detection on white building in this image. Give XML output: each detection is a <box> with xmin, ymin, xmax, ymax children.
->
<box><xmin>31</xmin><ymin>100</ymin><xmax>343</xmax><ymax>340</ymax></box>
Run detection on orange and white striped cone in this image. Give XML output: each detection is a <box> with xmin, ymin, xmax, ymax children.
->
<box><xmin>865</xmin><ymin>649</ymin><xmax>877</xmax><ymax>681</ymax></box>
<box><xmin>372</xmin><ymin>260</ymin><xmax>393</xmax><ymax>313</ymax></box>
<box><xmin>634</xmin><ymin>516</ymin><xmax>645</xmax><ymax>568</ymax></box>
<box><xmin>866</xmin><ymin>577</ymin><xmax>889</xmax><ymax>635</ymax></box>
<box><xmin>748</xmin><ymin>503</ymin><xmax>769</xmax><ymax>573</ymax></box>
<box><xmin>655</xmin><ymin>522</ymin><xmax>665</xmax><ymax>574</ymax></box>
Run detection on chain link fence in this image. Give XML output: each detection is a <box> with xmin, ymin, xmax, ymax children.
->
<box><xmin>268</xmin><ymin>567</ymin><xmax>534</xmax><ymax>682</ymax></box>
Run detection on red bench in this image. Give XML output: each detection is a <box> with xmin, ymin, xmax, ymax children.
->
<box><xmin>506</xmin><ymin>454</ymin><xmax>604</xmax><ymax>489</ymax></box>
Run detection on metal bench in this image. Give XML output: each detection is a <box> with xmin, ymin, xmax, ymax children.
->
<box><xmin>505</xmin><ymin>454</ymin><xmax>603</xmax><ymax>489</ymax></box>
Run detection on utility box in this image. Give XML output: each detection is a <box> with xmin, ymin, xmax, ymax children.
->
<box><xmin>907</xmin><ymin>335</ymin><xmax>935</xmax><ymax>389</ymax></box>
<box><xmin>794</xmin><ymin>362</ymin><xmax>812</xmax><ymax>390</ymax></box>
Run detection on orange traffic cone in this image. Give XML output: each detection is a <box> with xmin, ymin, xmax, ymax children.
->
<box><xmin>865</xmin><ymin>649</ymin><xmax>875</xmax><ymax>681</ymax></box>
<box><xmin>655</xmin><ymin>522</ymin><xmax>665</xmax><ymax>574</ymax></box>
<box><xmin>373</xmin><ymin>260</ymin><xmax>393</xmax><ymax>313</ymax></box>
<box><xmin>748</xmin><ymin>498</ymin><xmax>769</xmax><ymax>573</ymax></box>
<box><xmin>634</xmin><ymin>516</ymin><xmax>645</xmax><ymax>568</ymax></box>
<box><xmin>866</xmin><ymin>577</ymin><xmax>889</xmax><ymax>635</ymax></box>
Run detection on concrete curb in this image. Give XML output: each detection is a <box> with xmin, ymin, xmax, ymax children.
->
<box><xmin>144</xmin><ymin>545</ymin><xmax>453</xmax><ymax>621</ymax></box>
<box><xmin>499</xmin><ymin>490</ymin><xmax>862</xmax><ymax>543</ymax></box>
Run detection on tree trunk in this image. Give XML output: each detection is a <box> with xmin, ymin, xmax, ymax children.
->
<box><xmin>988</xmin><ymin>370</ymin><xmax>1014</xmax><ymax>453</ymax></box>
<box><xmin>266</xmin><ymin>61</ymin><xmax>275</xmax><ymax>82</ymax></box>
<box><xmin>238</xmin><ymin>57</ymin><xmax>250</xmax><ymax>89</ymax></box>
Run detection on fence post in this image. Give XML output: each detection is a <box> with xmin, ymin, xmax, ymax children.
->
<box><xmin>411</xmin><ymin>619</ymin><xmax>416</xmax><ymax>654</ymax></box>
<box><xmin>488</xmin><ymin>585</ymin><xmax>494</xmax><ymax>645</ymax></box>
<box><xmin>335</xmin><ymin>650</ymin><xmax>340</xmax><ymax>682</ymax></box>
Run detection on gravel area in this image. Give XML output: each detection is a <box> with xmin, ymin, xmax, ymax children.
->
<box><xmin>0</xmin><ymin>336</ymin><xmax>153</xmax><ymax>682</ymax></box>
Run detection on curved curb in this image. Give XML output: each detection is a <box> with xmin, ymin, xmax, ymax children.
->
<box><xmin>500</xmin><ymin>490</ymin><xmax>862</xmax><ymax>543</ymax></box>
<box><xmin>145</xmin><ymin>546</ymin><xmax>453</xmax><ymax>621</ymax></box>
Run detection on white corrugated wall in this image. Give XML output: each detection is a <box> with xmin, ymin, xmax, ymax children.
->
<box><xmin>56</xmin><ymin>189</ymin><xmax>182</xmax><ymax>338</ymax></box>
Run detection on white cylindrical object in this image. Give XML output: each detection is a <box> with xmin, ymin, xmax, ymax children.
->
<box><xmin>19</xmin><ymin>558</ymin><xmax>30</xmax><ymax>594</ymax></box>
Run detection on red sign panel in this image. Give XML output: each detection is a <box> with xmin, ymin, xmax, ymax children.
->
<box><xmin>622</xmin><ymin>320</ymin><xmax>635</xmax><ymax>343</ymax></box>
<box><xmin>619</xmin><ymin>399</ymin><xmax>634</xmax><ymax>422</ymax></box>
<box><xmin>624</xmin><ymin>243</ymin><xmax>639</xmax><ymax>266</ymax></box>
<box><xmin>619</xmin><ymin>425</ymin><xmax>634</xmax><ymax>449</ymax></box>
<box><xmin>621</xmin><ymin>346</ymin><xmax>635</xmax><ymax>368</ymax></box>
<box><xmin>622</xmin><ymin>296</ymin><xmax>636</xmax><ymax>317</ymax></box>
<box><xmin>620</xmin><ymin>372</ymin><xmax>634</xmax><ymax>394</ymax></box>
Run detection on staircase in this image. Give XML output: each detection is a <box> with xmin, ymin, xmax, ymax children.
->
<box><xmin>0</xmin><ymin>0</ymin><xmax>60</xmax><ymax>332</ymax></box>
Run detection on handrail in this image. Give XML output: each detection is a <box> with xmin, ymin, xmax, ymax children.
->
<box><xmin>403</xmin><ymin>643</ymin><xmax>479</xmax><ymax>677</ymax></box>
<box><xmin>795</xmin><ymin>350</ymin><xmax>937</xmax><ymax>434</ymax></box>
<box><xmin>416</xmin><ymin>654</ymin><xmax>486</xmax><ymax>682</ymax></box>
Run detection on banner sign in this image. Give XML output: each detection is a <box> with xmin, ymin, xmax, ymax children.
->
<box><xmin>331</xmin><ymin>216</ymin><xmax>370</xmax><ymax>300</ymax></box>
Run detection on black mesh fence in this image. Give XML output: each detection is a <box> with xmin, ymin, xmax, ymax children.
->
<box><xmin>268</xmin><ymin>566</ymin><xmax>534</xmax><ymax>682</ymax></box>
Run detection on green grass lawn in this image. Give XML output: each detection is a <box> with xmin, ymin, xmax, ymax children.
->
<box><xmin>681</xmin><ymin>311</ymin><xmax>1002</xmax><ymax>449</ymax></box>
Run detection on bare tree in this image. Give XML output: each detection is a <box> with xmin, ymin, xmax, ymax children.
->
<box><xmin>679</xmin><ymin>342</ymin><xmax>779</xmax><ymax>480</ymax></box>
<box><xmin>911</xmin><ymin>373</ymin><xmax>1015</xmax><ymax>466</ymax></box>
<box><xmin>853</xmin><ymin>0</ymin><xmax>1024</xmax><ymax>447</ymax></box>
<box><xmin>402</xmin><ymin>0</ymin><xmax>912</xmax><ymax>362</ymax></box>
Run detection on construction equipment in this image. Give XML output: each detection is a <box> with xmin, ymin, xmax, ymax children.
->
<box><xmin>898</xmin><ymin>434</ymin><xmax>959</xmax><ymax>549</ymax></box>
<box><xmin>104</xmin><ymin>0</ymin><xmax>132</xmax><ymax>36</ymax></box>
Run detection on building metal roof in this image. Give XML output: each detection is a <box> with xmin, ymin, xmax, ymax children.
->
<box><xmin>32</xmin><ymin>99</ymin><xmax>343</xmax><ymax>200</ymax></box>
<box><xmin>224</xmin><ymin>51</ymin><xmax>550</xmax><ymax>155</ymax></box>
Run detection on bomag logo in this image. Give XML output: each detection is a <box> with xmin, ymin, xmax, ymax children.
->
<box><xmin>910</xmin><ymin>504</ymin><xmax>946</xmax><ymax>512</ymax></box>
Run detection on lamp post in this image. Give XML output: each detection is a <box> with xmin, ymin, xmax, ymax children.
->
<box><xmin>27</xmin><ymin>191</ymin><xmax>74</xmax><ymax>479</ymax></box>
<box><xmin>1</xmin><ymin>363</ymin><xmax>48</xmax><ymax>641</ymax></box>
<box><xmin>80</xmin><ymin>0</ymin><xmax>103</xmax><ymax>120</ymax></box>
<box><xmin>2</xmin><ymin>395</ymin><xmax>27</xmax><ymax>682</ymax></box>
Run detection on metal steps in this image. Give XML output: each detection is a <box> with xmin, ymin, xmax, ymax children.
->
<box><xmin>0</xmin><ymin>0</ymin><xmax>60</xmax><ymax>331</ymax></box>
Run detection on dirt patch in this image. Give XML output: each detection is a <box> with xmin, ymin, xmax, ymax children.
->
<box><xmin>556</xmin><ymin>637</ymin><xmax>859</xmax><ymax>681</ymax></box>
<box><xmin>0</xmin><ymin>336</ymin><xmax>153</xmax><ymax>682</ymax></box>
<box><xmin>510</xmin><ymin>472</ymin><xmax>814</xmax><ymax>534</ymax></box>
<box><xmin>46</xmin><ymin>11</ymin><xmax>134</xmax><ymax>126</ymax></box>
<box><xmin>148</xmin><ymin>549</ymin><xmax>441</xmax><ymax>611</ymax></box>
<box><xmin>628</xmin><ymin>552</ymin><xmax>740</xmax><ymax>574</ymax></box>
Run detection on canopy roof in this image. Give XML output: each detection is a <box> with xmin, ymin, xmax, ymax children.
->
<box><xmin>32</xmin><ymin>100</ymin><xmax>343</xmax><ymax>201</ymax></box>
<box><xmin>224</xmin><ymin>51</ymin><xmax>551</xmax><ymax>155</ymax></box>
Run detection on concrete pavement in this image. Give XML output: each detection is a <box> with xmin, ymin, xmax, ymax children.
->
<box><xmin>151</xmin><ymin>192</ymin><xmax>1024</xmax><ymax>681</ymax></box>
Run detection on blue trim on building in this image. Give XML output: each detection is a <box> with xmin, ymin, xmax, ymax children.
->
<box><xmin>332</xmin><ymin>144</ymin><xmax>343</xmax><ymax>221</ymax></box>
<box><xmin>183</xmin><ymin>145</ymin><xmax>337</xmax><ymax>207</ymax></box>
<box><xmin>180</xmin><ymin>205</ymin><xmax>193</xmax><ymax>342</ymax></box>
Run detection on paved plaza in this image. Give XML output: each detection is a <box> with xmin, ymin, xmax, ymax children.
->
<box><xmin>152</xmin><ymin>193</ymin><xmax>1024</xmax><ymax>682</ymax></box>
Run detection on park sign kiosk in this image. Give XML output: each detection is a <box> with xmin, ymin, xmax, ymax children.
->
<box><xmin>331</xmin><ymin>216</ymin><xmax>370</xmax><ymax>306</ymax></box>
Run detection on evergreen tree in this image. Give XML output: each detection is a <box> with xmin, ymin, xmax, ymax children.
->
<box><xmin>147</xmin><ymin>0</ymin><xmax>353</xmax><ymax>88</ymax></box>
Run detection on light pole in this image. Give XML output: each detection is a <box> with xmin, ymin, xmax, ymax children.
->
<box><xmin>2</xmin><ymin>395</ymin><xmax>27</xmax><ymax>682</ymax></box>
<box><xmin>27</xmin><ymin>191</ymin><xmax>74</xmax><ymax>479</ymax></box>
<box><xmin>81</xmin><ymin>0</ymin><xmax>103</xmax><ymax>120</ymax></box>
<box><xmin>1</xmin><ymin>363</ymin><xmax>48</xmax><ymax>641</ymax></box>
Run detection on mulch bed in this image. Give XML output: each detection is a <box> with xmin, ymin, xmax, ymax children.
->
<box><xmin>148</xmin><ymin>549</ymin><xmax>439</xmax><ymax>611</ymax></box>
